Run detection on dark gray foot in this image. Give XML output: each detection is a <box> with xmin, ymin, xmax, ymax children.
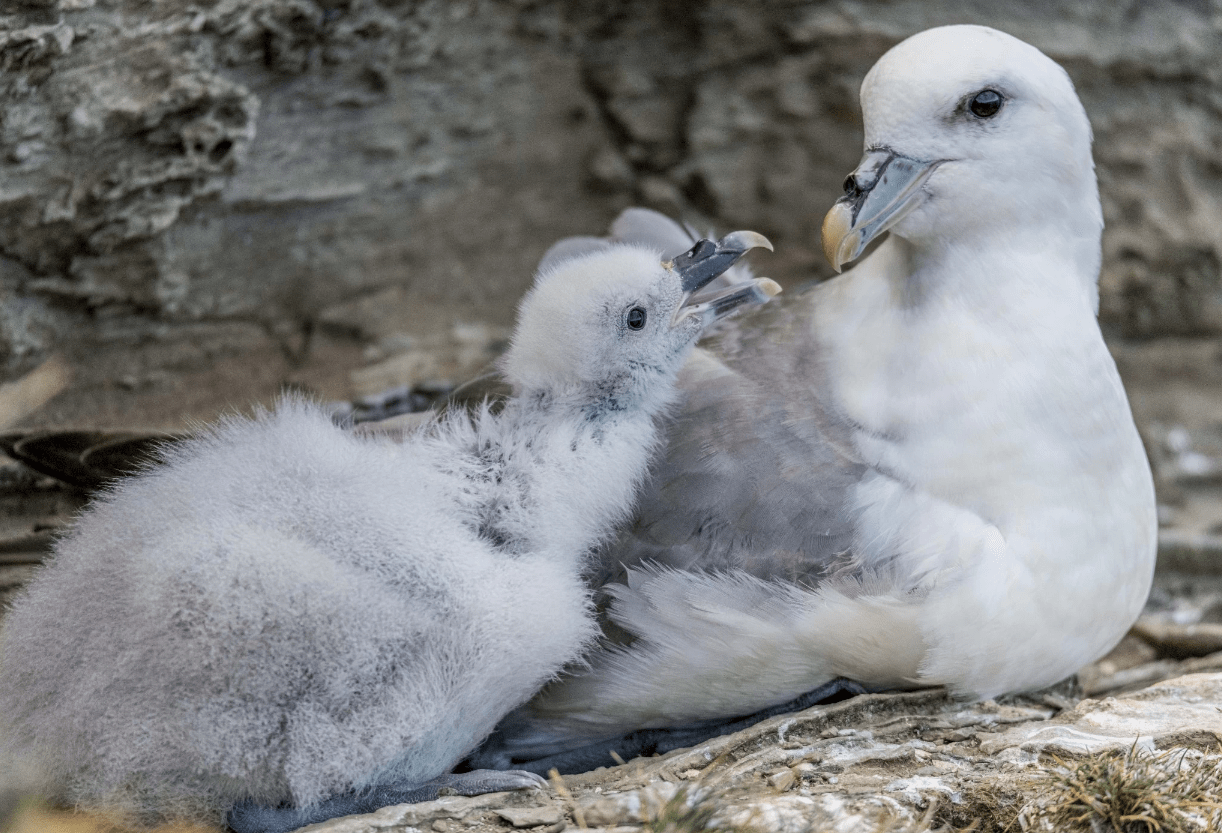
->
<box><xmin>227</xmin><ymin>770</ymin><xmax>545</xmax><ymax>833</ymax></box>
<box><xmin>484</xmin><ymin>677</ymin><xmax>869</xmax><ymax>776</ymax></box>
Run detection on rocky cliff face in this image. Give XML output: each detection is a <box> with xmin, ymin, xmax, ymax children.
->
<box><xmin>1</xmin><ymin>0</ymin><xmax>1220</xmax><ymax>426</ymax></box>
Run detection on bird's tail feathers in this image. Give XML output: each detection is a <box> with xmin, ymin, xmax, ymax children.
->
<box><xmin>477</xmin><ymin>563</ymin><xmax>927</xmax><ymax>765</ymax></box>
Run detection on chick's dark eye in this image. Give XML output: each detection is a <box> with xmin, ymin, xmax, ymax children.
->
<box><xmin>626</xmin><ymin>306</ymin><xmax>647</xmax><ymax>330</ymax></box>
<box><xmin>969</xmin><ymin>89</ymin><xmax>1003</xmax><ymax>119</ymax></box>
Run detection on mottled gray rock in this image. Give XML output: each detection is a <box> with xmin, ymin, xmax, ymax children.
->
<box><xmin>263</xmin><ymin>673</ymin><xmax>1222</xmax><ymax>833</ymax></box>
<box><xmin>493</xmin><ymin>806</ymin><xmax>563</xmax><ymax>829</ymax></box>
<box><xmin>978</xmin><ymin>673</ymin><xmax>1222</xmax><ymax>757</ymax></box>
<box><xmin>1</xmin><ymin>1</ymin><xmax>1221</xmax><ymax>429</ymax></box>
<box><xmin>0</xmin><ymin>0</ymin><xmax>615</xmax><ymax>426</ymax></box>
<box><xmin>579</xmin><ymin>782</ymin><xmax>679</xmax><ymax>827</ymax></box>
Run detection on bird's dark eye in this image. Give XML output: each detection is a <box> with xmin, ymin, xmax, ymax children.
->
<box><xmin>968</xmin><ymin>89</ymin><xmax>1003</xmax><ymax>119</ymax></box>
<box><xmin>626</xmin><ymin>306</ymin><xmax>647</xmax><ymax>330</ymax></box>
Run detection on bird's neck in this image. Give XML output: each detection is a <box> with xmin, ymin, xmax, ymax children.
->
<box><xmin>467</xmin><ymin>388</ymin><xmax>667</xmax><ymax>561</ymax></box>
<box><xmin>901</xmin><ymin>224</ymin><xmax>1099</xmax><ymax>312</ymax></box>
<box><xmin>901</xmin><ymin>181</ymin><xmax>1103</xmax><ymax>313</ymax></box>
<box><xmin>815</xmin><ymin>224</ymin><xmax>1145</xmax><ymax>528</ymax></box>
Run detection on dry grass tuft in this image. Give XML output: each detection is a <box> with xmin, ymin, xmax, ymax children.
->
<box><xmin>1026</xmin><ymin>743</ymin><xmax>1222</xmax><ymax>832</ymax></box>
<box><xmin>643</xmin><ymin>787</ymin><xmax>725</xmax><ymax>833</ymax></box>
<box><xmin>890</xmin><ymin>803</ymin><xmax>978</xmax><ymax>833</ymax></box>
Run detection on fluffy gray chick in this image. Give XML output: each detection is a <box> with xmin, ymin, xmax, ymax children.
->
<box><xmin>0</xmin><ymin>238</ymin><xmax>776</xmax><ymax>832</ymax></box>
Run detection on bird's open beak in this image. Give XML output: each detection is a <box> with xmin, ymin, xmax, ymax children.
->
<box><xmin>670</xmin><ymin>231</ymin><xmax>779</xmax><ymax>325</ymax></box>
<box><xmin>821</xmin><ymin>149</ymin><xmax>941</xmax><ymax>272</ymax></box>
<box><xmin>670</xmin><ymin>231</ymin><xmax>773</xmax><ymax>293</ymax></box>
<box><xmin>681</xmin><ymin>275</ymin><xmax>782</xmax><ymax>325</ymax></box>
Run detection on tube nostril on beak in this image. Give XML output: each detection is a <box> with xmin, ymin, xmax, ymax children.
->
<box><xmin>843</xmin><ymin>175</ymin><xmax>858</xmax><ymax>197</ymax></box>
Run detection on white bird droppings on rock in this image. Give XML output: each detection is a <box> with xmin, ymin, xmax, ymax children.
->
<box><xmin>978</xmin><ymin>673</ymin><xmax>1222</xmax><ymax>757</ymax></box>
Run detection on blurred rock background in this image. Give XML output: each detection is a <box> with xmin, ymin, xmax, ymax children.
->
<box><xmin>0</xmin><ymin>0</ymin><xmax>1219</xmax><ymax>437</ymax></box>
<box><xmin>4</xmin><ymin>0</ymin><xmax>1222</xmax><ymax>601</ymax></box>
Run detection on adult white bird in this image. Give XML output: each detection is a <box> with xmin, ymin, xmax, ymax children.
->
<box><xmin>0</xmin><ymin>236</ymin><xmax>777</xmax><ymax>831</ymax></box>
<box><xmin>475</xmin><ymin>24</ymin><xmax>1157</xmax><ymax>772</ymax></box>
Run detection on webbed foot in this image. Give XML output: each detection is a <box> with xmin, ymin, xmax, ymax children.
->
<box><xmin>227</xmin><ymin>769</ymin><xmax>545</xmax><ymax>833</ymax></box>
<box><xmin>487</xmin><ymin>677</ymin><xmax>870</xmax><ymax>776</ymax></box>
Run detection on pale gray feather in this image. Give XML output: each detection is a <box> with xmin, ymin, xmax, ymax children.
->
<box><xmin>535</xmin><ymin>237</ymin><xmax>611</xmax><ymax>276</ymax></box>
<box><xmin>593</xmin><ymin>285</ymin><xmax>868</xmax><ymax>589</ymax></box>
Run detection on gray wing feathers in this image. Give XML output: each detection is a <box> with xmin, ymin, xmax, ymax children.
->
<box><xmin>593</xmin><ymin>291</ymin><xmax>866</xmax><ymax>589</ymax></box>
<box><xmin>609</xmin><ymin>208</ymin><xmax>697</xmax><ymax>256</ymax></box>
<box><xmin>539</xmin><ymin>208</ymin><xmax>754</xmax><ymax>292</ymax></box>
<box><xmin>535</xmin><ymin>237</ymin><xmax>612</xmax><ymax>277</ymax></box>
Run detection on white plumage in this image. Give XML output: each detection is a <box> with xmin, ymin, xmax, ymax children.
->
<box><xmin>479</xmin><ymin>25</ymin><xmax>1157</xmax><ymax>767</ymax></box>
<box><xmin>0</xmin><ymin>241</ymin><xmax>774</xmax><ymax>829</ymax></box>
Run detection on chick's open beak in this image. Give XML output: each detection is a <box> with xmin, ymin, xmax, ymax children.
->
<box><xmin>821</xmin><ymin>149</ymin><xmax>941</xmax><ymax>272</ymax></box>
<box><xmin>671</xmin><ymin>231</ymin><xmax>773</xmax><ymax>293</ymax></box>
<box><xmin>669</xmin><ymin>231</ymin><xmax>779</xmax><ymax>326</ymax></box>
<box><xmin>681</xmin><ymin>277</ymin><xmax>781</xmax><ymax>325</ymax></box>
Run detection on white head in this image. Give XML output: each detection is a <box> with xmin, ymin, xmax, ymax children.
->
<box><xmin>822</xmin><ymin>25</ymin><xmax>1102</xmax><ymax>289</ymax></box>
<box><xmin>502</xmin><ymin>236</ymin><xmax>777</xmax><ymax>413</ymax></box>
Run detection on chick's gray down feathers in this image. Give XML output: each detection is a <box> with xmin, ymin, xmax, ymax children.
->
<box><xmin>0</xmin><ymin>242</ymin><xmax>774</xmax><ymax>825</ymax></box>
<box><xmin>0</xmin><ymin>400</ymin><xmax>596</xmax><ymax>819</ymax></box>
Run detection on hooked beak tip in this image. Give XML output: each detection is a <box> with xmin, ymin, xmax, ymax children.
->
<box><xmin>821</xmin><ymin>149</ymin><xmax>941</xmax><ymax>272</ymax></box>
<box><xmin>674</xmin><ymin>275</ymin><xmax>780</xmax><ymax>328</ymax></box>
<box><xmin>672</xmin><ymin>229</ymin><xmax>773</xmax><ymax>294</ymax></box>
<box><xmin>821</xmin><ymin>201</ymin><xmax>857</xmax><ymax>272</ymax></box>
<box><xmin>721</xmin><ymin>229</ymin><xmax>774</xmax><ymax>254</ymax></box>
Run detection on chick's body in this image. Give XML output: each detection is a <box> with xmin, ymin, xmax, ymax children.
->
<box><xmin>1</xmin><ymin>399</ymin><xmax>609</xmax><ymax>819</ymax></box>
<box><xmin>0</xmin><ymin>242</ymin><xmax>775</xmax><ymax>827</ymax></box>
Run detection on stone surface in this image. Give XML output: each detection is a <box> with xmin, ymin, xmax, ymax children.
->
<box><xmin>1</xmin><ymin>0</ymin><xmax>614</xmax><ymax>428</ymax></box>
<box><xmin>579</xmin><ymin>782</ymin><xmax>679</xmax><ymax>827</ymax></box>
<box><xmin>493</xmin><ymin>806</ymin><xmax>563</xmax><ymax>829</ymax></box>
<box><xmin>0</xmin><ymin>1</ymin><xmax>1221</xmax><ymax>431</ymax></box>
<box><xmin>978</xmin><ymin>673</ymin><xmax>1222</xmax><ymax>757</ymax></box>
<box><xmin>262</xmin><ymin>674</ymin><xmax>1222</xmax><ymax>833</ymax></box>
